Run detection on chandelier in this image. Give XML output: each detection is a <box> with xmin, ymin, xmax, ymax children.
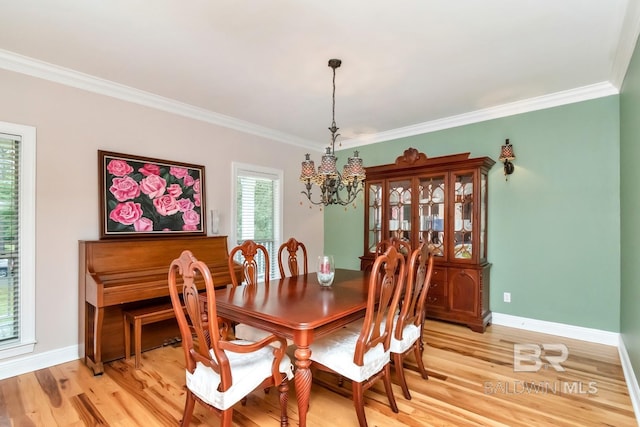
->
<box><xmin>300</xmin><ymin>59</ymin><xmax>366</xmax><ymax>206</ymax></box>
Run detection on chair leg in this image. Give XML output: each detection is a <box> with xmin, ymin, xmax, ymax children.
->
<box><xmin>382</xmin><ymin>364</ymin><xmax>399</xmax><ymax>413</ymax></box>
<box><xmin>180</xmin><ymin>389</ymin><xmax>196</xmax><ymax>427</ymax></box>
<box><xmin>220</xmin><ymin>408</ymin><xmax>233</xmax><ymax>427</ymax></box>
<box><xmin>278</xmin><ymin>377</ymin><xmax>289</xmax><ymax>427</ymax></box>
<box><xmin>414</xmin><ymin>341</ymin><xmax>429</xmax><ymax>379</ymax></box>
<box><xmin>352</xmin><ymin>382</ymin><xmax>368</xmax><ymax>427</ymax></box>
<box><xmin>393</xmin><ymin>352</ymin><xmax>412</xmax><ymax>400</ymax></box>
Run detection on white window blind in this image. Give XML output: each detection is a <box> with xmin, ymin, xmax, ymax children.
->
<box><xmin>0</xmin><ymin>122</ymin><xmax>35</xmax><ymax>359</ymax></box>
<box><xmin>0</xmin><ymin>134</ymin><xmax>20</xmax><ymax>343</ymax></box>
<box><xmin>232</xmin><ymin>163</ymin><xmax>283</xmax><ymax>280</ymax></box>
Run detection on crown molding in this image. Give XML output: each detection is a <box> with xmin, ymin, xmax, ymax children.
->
<box><xmin>0</xmin><ymin>49</ymin><xmax>318</xmax><ymax>151</ymax></box>
<box><xmin>0</xmin><ymin>49</ymin><xmax>621</xmax><ymax>154</ymax></box>
<box><xmin>611</xmin><ymin>0</ymin><xmax>640</xmax><ymax>89</ymax></box>
<box><xmin>340</xmin><ymin>81</ymin><xmax>619</xmax><ymax>150</ymax></box>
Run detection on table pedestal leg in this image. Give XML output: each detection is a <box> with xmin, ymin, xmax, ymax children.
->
<box><xmin>294</xmin><ymin>345</ymin><xmax>312</xmax><ymax>427</ymax></box>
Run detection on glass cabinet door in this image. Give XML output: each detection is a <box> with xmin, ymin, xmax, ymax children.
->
<box><xmin>366</xmin><ymin>181</ymin><xmax>383</xmax><ymax>254</ymax></box>
<box><xmin>388</xmin><ymin>179</ymin><xmax>412</xmax><ymax>244</ymax></box>
<box><xmin>418</xmin><ymin>175</ymin><xmax>446</xmax><ymax>258</ymax></box>
<box><xmin>480</xmin><ymin>171</ymin><xmax>488</xmax><ymax>261</ymax></box>
<box><xmin>453</xmin><ymin>172</ymin><xmax>474</xmax><ymax>260</ymax></box>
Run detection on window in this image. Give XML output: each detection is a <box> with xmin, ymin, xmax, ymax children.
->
<box><xmin>0</xmin><ymin>122</ymin><xmax>36</xmax><ymax>358</ymax></box>
<box><xmin>231</xmin><ymin>163</ymin><xmax>282</xmax><ymax>280</ymax></box>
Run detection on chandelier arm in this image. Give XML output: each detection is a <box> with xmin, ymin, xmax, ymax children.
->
<box><xmin>301</xmin><ymin>184</ymin><xmax>329</xmax><ymax>206</ymax></box>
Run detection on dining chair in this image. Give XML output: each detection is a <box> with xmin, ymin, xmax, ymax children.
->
<box><xmin>375</xmin><ymin>237</ymin><xmax>411</xmax><ymax>279</ymax></box>
<box><xmin>376</xmin><ymin>236</ymin><xmax>412</xmax><ymax>259</ymax></box>
<box><xmin>168</xmin><ymin>250</ymin><xmax>293</xmax><ymax>427</ymax></box>
<box><xmin>228</xmin><ymin>240</ymin><xmax>274</xmax><ymax>342</ymax></box>
<box><xmin>228</xmin><ymin>240</ymin><xmax>270</xmax><ymax>288</ymax></box>
<box><xmin>309</xmin><ymin>246</ymin><xmax>406</xmax><ymax>427</ymax></box>
<box><xmin>278</xmin><ymin>237</ymin><xmax>308</xmax><ymax>277</ymax></box>
<box><xmin>390</xmin><ymin>242</ymin><xmax>434</xmax><ymax>400</ymax></box>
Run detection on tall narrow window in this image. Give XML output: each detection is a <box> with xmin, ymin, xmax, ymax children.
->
<box><xmin>232</xmin><ymin>163</ymin><xmax>282</xmax><ymax>280</ymax></box>
<box><xmin>0</xmin><ymin>122</ymin><xmax>35</xmax><ymax>358</ymax></box>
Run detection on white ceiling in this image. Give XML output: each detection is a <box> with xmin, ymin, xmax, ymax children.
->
<box><xmin>1</xmin><ymin>1</ymin><xmax>638</xmax><ymax>152</ymax></box>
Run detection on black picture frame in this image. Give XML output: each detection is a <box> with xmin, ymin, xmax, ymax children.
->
<box><xmin>98</xmin><ymin>150</ymin><xmax>206</xmax><ymax>238</ymax></box>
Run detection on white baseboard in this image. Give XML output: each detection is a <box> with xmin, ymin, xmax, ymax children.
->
<box><xmin>0</xmin><ymin>344</ymin><xmax>80</xmax><ymax>381</ymax></box>
<box><xmin>619</xmin><ymin>337</ymin><xmax>640</xmax><ymax>426</ymax></box>
<box><xmin>491</xmin><ymin>312</ymin><xmax>620</xmax><ymax>346</ymax></box>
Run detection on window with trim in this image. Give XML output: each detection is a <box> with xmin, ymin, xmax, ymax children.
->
<box><xmin>231</xmin><ymin>163</ymin><xmax>282</xmax><ymax>280</ymax></box>
<box><xmin>0</xmin><ymin>122</ymin><xmax>36</xmax><ymax>358</ymax></box>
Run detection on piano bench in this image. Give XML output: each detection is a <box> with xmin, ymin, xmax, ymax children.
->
<box><xmin>123</xmin><ymin>303</ymin><xmax>179</xmax><ymax>369</ymax></box>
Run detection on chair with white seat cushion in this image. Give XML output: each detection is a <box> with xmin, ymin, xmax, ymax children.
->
<box><xmin>231</xmin><ymin>240</ymin><xmax>294</xmax><ymax>347</ymax></box>
<box><xmin>309</xmin><ymin>246</ymin><xmax>406</xmax><ymax>427</ymax></box>
<box><xmin>390</xmin><ymin>242</ymin><xmax>434</xmax><ymax>400</ymax></box>
<box><xmin>228</xmin><ymin>240</ymin><xmax>272</xmax><ymax>342</ymax></box>
<box><xmin>168</xmin><ymin>250</ymin><xmax>293</xmax><ymax>427</ymax></box>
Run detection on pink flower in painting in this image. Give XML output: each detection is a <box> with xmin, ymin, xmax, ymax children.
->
<box><xmin>177</xmin><ymin>198</ymin><xmax>194</xmax><ymax>212</ymax></box>
<box><xmin>134</xmin><ymin>217</ymin><xmax>153</xmax><ymax>232</ymax></box>
<box><xmin>193</xmin><ymin>179</ymin><xmax>200</xmax><ymax>194</ymax></box>
<box><xmin>170</xmin><ymin>167</ymin><xmax>189</xmax><ymax>179</ymax></box>
<box><xmin>140</xmin><ymin>174</ymin><xmax>167</xmax><ymax>199</ymax></box>
<box><xmin>182</xmin><ymin>224</ymin><xmax>198</xmax><ymax>231</ymax></box>
<box><xmin>109</xmin><ymin>201</ymin><xmax>143</xmax><ymax>225</ymax></box>
<box><xmin>153</xmin><ymin>194</ymin><xmax>180</xmax><ymax>216</ymax></box>
<box><xmin>193</xmin><ymin>192</ymin><xmax>201</xmax><ymax>207</ymax></box>
<box><xmin>109</xmin><ymin>176</ymin><xmax>140</xmax><ymax>202</ymax></box>
<box><xmin>182</xmin><ymin>210</ymin><xmax>200</xmax><ymax>227</ymax></box>
<box><xmin>107</xmin><ymin>159</ymin><xmax>134</xmax><ymax>177</ymax></box>
<box><xmin>167</xmin><ymin>184</ymin><xmax>183</xmax><ymax>198</ymax></box>
<box><xmin>183</xmin><ymin>175</ymin><xmax>195</xmax><ymax>187</ymax></box>
<box><xmin>138</xmin><ymin>163</ymin><xmax>161</xmax><ymax>176</ymax></box>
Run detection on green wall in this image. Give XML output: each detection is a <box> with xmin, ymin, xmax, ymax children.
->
<box><xmin>326</xmin><ymin>96</ymin><xmax>621</xmax><ymax>332</ymax></box>
<box><xmin>620</xmin><ymin>35</ymin><xmax>640</xmax><ymax>389</ymax></box>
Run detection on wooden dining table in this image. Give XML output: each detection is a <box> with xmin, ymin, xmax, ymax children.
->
<box><xmin>213</xmin><ymin>268</ymin><xmax>371</xmax><ymax>427</ymax></box>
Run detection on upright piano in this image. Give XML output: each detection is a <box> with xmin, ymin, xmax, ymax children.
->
<box><xmin>80</xmin><ymin>235</ymin><xmax>240</xmax><ymax>375</ymax></box>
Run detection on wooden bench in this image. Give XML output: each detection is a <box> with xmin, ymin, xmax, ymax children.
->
<box><xmin>123</xmin><ymin>303</ymin><xmax>179</xmax><ymax>369</ymax></box>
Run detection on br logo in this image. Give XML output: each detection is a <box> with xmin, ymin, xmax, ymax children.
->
<box><xmin>513</xmin><ymin>344</ymin><xmax>568</xmax><ymax>372</ymax></box>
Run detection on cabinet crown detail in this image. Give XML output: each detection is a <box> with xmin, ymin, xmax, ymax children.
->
<box><xmin>394</xmin><ymin>147</ymin><xmax>471</xmax><ymax>167</ymax></box>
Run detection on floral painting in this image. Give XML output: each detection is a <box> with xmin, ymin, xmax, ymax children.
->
<box><xmin>99</xmin><ymin>151</ymin><xmax>206</xmax><ymax>238</ymax></box>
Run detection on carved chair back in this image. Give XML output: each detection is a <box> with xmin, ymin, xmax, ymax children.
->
<box><xmin>278</xmin><ymin>237</ymin><xmax>308</xmax><ymax>277</ymax></box>
<box><xmin>355</xmin><ymin>246</ymin><xmax>406</xmax><ymax>365</ymax></box>
<box><xmin>228</xmin><ymin>240</ymin><xmax>270</xmax><ymax>287</ymax></box>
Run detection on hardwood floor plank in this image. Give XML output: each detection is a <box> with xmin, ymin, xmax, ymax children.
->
<box><xmin>69</xmin><ymin>393</ymin><xmax>109</xmax><ymax>426</ymax></box>
<box><xmin>0</xmin><ymin>320</ymin><xmax>636</xmax><ymax>426</ymax></box>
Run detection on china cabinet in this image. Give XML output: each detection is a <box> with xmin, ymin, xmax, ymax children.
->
<box><xmin>360</xmin><ymin>148</ymin><xmax>495</xmax><ymax>332</ymax></box>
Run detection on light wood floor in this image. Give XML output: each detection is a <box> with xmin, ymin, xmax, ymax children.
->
<box><xmin>0</xmin><ymin>320</ymin><xmax>636</xmax><ymax>426</ymax></box>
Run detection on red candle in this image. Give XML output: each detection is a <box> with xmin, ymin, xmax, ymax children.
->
<box><xmin>321</xmin><ymin>259</ymin><xmax>329</xmax><ymax>274</ymax></box>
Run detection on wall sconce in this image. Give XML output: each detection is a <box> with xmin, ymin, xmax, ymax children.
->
<box><xmin>499</xmin><ymin>138</ymin><xmax>516</xmax><ymax>179</ymax></box>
